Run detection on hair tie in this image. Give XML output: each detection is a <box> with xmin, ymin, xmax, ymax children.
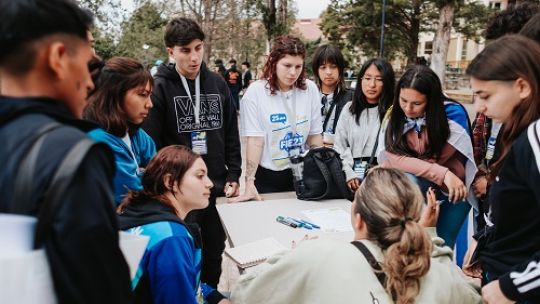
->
<box><xmin>399</xmin><ymin>217</ymin><xmax>413</xmax><ymax>228</ymax></box>
<box><xmin>294</xmin><ymin>43</ymin><xmax>298</xmax><ymax>53</ymax></box>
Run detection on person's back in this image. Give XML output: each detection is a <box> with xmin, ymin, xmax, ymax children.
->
<box><xmin>231</xmin><ymin>168</ymin><xmax>481</xmax><ymax>304</ymax></box>
<box><xmin>0</xmin><ymin>0</ymin><xmax>132</xmax><ymax>302</ymax></box>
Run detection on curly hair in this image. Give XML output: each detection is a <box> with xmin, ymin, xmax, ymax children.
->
<box><xmin>484</xmin><ymin>2</ymin><xmax>540</xmax><ymax>40</ymax></box>
<box><xmin>261</xmin><ymin>35</ymin><xmax>307</xmax><ymax>95</ymax></box>
<box><xmin>354</xmin><ymin>167</ymin><xmax>431</xmax><ymax>304</ymax></box>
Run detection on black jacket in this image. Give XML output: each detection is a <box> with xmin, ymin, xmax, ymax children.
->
<box><xmin>479</xmin><ymin>122</ymin><xmax>540</xmax><ymax>302</ymax></box>
<box><xmin>143</xmin><ymin>62</ymin><xmax>242</xmax><ymax>195</ymax></box>
<box><xmin>0</xmin><ymin>97</ymin><xmax>132</xmax><ymax>303</ymax></box>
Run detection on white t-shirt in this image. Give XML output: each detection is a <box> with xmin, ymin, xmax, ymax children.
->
<box><xmin>241</xmin><ymin>79</ymin><xmax>323</xmax><ymax>171</ymax></box>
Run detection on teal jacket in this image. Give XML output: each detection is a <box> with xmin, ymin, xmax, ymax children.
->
<box><xmin>88</xmin><ymin>128</ymin><xmax>156</xmax><ymax>204</ymax></box>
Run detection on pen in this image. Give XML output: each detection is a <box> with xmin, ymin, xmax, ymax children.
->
<box><xmin>287</xmin><ymin>217</ymin><xmax>312</xmax><ymax>230</ymax></box>
<box><xmin>276</xmin><ymin>216</ymin><xmax>298</xmax><ymax>228</ymax></box>
<box><xmin>299</xmin><ymin>219</ymin><xmax>320</xmax><ymax>229</ymax></box>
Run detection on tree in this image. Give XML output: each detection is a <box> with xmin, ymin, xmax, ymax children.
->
<box><xmin>251</xmin><ymin>0</ymin><xmax>295</xmax><ymax>47</ymax></box>
<box><xmin>320</xmin><ymin>0</ymin><xmax>494</xmax><ymax>67</ymax></box>
<box><xmin>320</xmin><ymin>0</ymin><xmax>425</xmax><ymax>63</ymax></box>
<box><xmin>116</xmin><ymin>1</ymin><xmax>167</xmax><ymax>67</ymax></box>
<box><xmin>429</xmin><ymin>0</ymin><xmax>494</xmax><ymax>86</ymax></box>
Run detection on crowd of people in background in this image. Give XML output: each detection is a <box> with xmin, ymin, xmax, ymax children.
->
<box><xmin>1</xmin><ymin>0</ymin><xmax>540</xmax><ymax>303</ymax></box>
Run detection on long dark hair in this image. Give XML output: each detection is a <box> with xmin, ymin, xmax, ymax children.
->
<box><xmin>261</xmin><ymin>35</ymin><xmax>307</xmax><ymax>95</ymax></box>
<box><xmin>467</xmin><ymin>35</ymin><xmax>540</xmax><ymax>179</ymax></box>
<box><xmin>311</xmin><ymin>44</ymin><xmax>346</xmax><ymax>96</ymax></box>
<box><xmin>84</xmin><ymin>56</ymin><xmax>153</xmax><ymax>136</ymax></box>
<box><xmin>118</xmin><ymin>145</ymin><xmax>200</xmax><ymax>213</ymax></box>
<box><xmin>350</xmin><ymin>58</ymin><xmax>395</xmax><ymax>124</ymax></box>
<box><xmin>385</xmin><ymin>65</ymin><xmax>449</xmax><ymax>159</ymax></box>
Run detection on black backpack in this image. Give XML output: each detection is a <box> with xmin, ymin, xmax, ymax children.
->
<box><xmin>296</xmin><ymin>147</ymin><xmax>353</xmax><ymax>201</ymax></box>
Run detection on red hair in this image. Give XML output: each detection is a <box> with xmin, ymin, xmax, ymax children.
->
<box><xmin>261</xmin><ymin>35</ymin><xmax>307</xmax><ymax>95</ymax></box>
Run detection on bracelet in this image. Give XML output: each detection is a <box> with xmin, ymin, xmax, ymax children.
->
<box><xmin>245</xmin><ymin>176</ymin><xmax>256</xmax><ymax>181</ymax></box>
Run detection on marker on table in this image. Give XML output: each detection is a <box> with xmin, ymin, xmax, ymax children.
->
<box><xmin>287</xmin><ymin>217</ymin><xmax>312</xmax><ymax>230</ymax></box>
<box><xmin>276</xmin><ymin>216</ymin><xmax>298</xmax><ymax>228</ymax></box>
<box><xmin>298</xmin><ymin>219</ymin><xmax>320</xmax><ymax>229</ymax></box>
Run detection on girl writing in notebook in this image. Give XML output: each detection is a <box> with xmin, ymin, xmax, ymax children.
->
<box><xmin>117</xmin><ymin>145</ymin><xmax>229</xmax><ymax>304</ymax></box>
<box><xmin>231</xmin><ymin>167</ymin><xmax>480</xmax><ymax>303</ymax></box>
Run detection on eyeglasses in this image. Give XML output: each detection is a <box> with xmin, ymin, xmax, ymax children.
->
<box><xmin>361</xmin><ymin>77</ymin><xmax>383</xmax><ymax>84</ymax></box>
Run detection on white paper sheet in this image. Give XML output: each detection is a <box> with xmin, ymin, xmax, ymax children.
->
<box><xmin>301</xmin><ymin>208</ymin><xmax>353</xmax><ymax>233</ymax></box>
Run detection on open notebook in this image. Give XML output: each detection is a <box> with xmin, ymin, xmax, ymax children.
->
<box><xmin>225</xmin><ymin>237</ymin><xmax>288</xmax><ymax>268</ymax></box>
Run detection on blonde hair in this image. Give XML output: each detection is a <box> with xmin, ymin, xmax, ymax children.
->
<box><xmin>354</xmin><ymin>167</ymin><xmax>431</xmax><ymax>304</ymax></box>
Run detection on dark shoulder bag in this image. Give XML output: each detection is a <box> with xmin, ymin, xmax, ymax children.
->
<box><xmin>297</xmin><ymin>147</ymin><xmax>353</xmax><ymax>201</ymax></box>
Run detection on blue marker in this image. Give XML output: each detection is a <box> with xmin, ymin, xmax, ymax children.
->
<box><xmin>287</xmin><ymin>217</ymin><xmax>312</xmax><ymax>230</ymax></box>
<box><xmin>299</xmin><ymin>219</ymin><xmax>320</xmax><ymax>229</ymax></box>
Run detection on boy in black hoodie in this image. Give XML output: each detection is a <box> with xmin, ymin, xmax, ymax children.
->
<box><xmin>143</xmin><ymin>17</ymin><xmax>242</xmax><ymax>288</ymax></box>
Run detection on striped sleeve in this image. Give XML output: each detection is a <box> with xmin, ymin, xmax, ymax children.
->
<box><xmin>498</xmin><ymin>121</ymin><xmax>540</xmax><ymax>301</ymax></box>
<box><xmin>527</xmin><ymin>120</ymin><xmax>540</xmax><ymax>174</ymax></box>
<box><xmin>499</xmin><ymin>254</ymin><xmax>540</xmax><ymax>301</ymax></box>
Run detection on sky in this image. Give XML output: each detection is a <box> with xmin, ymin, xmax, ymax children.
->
<box><xmin>119</xmin><ymin>0</ymin><xmax>331</xmax><ymax>19</ymax></box>
<box><xmin>295</xmin><ymin>0</ymin><xmax>331</xmax><ymax>18</ymax></box>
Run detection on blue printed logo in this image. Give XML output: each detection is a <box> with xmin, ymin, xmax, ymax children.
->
<box><xmin>279</xmin><ymin>131</ymin><xmax>304</xmax><ymax>152</ymax></box>
<box><xmin>270</xmin><ymin>113</ymin><xmax>287</xmax><ymax>124</ymax></box>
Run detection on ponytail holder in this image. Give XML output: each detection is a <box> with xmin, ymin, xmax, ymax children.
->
<box><xmin>400</xmin><ymin>217</ymin><xmax>413</xmax><ymax>228</ymax></box>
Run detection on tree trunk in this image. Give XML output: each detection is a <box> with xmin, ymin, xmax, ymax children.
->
<box><xmin>406</xmin><ymin>0</ymin><xmax>422</xmax><ymax>65</ymax></box>
<box><xmin>266</xmin><ymin>0</ymin><xmax>276</xmax><ymax>47</ymax></box>
<box><xmin>430</xmin><ymin>2</ymin><xmax>455</xmax><ymax>89</ymax></box>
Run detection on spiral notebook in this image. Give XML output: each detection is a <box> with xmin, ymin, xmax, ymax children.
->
<box><xmin>225</xmin><ymin>237</ymin><xmax>288</xmax><ymax>268</ymax></box>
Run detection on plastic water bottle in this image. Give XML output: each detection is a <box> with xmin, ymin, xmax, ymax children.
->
<box><xmin>290</xmin><ymin>154</ymin><xmax>305</xmax><ymax>195</ymax></box>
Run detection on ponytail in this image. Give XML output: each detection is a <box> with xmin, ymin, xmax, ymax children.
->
<box><xmin>382</xmin><ymin>220</ymin><xmax>431</xmax><ymax>304</ymax></box>
<box><xmin>354</xmin><ymin>167</ymin><xmax>431</xmax><ymax>304</ymax></box>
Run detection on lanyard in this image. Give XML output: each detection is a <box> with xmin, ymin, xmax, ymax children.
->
<box><xmin>179</xmin><ymin>73</ymin><xmax>201</xmax><ymax>124</ymax></box>
<box><xmin>485</xmin><ymin>122</ymin><xmax>502</xmax><ymax>161</ymax></box>
<box><xmin>281</xmin><ymin>88</ymin><xmax>297</xmax><ymax>134</ymax></box>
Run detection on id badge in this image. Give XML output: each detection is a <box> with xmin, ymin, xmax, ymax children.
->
<box><xmin>353</xmin><ymin>160</ymin><xmax>367</xmax><ymax>181</ymax></box>
<box><xmin>191</xmin><ymin>131</ymin><xmax>207</xmax><ymax>155</ymax></box>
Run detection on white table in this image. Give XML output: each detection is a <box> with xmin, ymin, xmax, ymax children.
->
<box><xmin>216</xmin><ymin>197</ymin><xmax>354</xmax><ymax>248</ymax></box>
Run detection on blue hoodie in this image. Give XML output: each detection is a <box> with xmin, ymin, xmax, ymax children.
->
<box><xmin>118</xmin><ymin>200</ymin><xmax>202</xmax><ymax>304</ymax></box>
<box><xmin>88</xmin><ymin>128</ymin><xmax>156</xmax><ymax>203</ymax></box>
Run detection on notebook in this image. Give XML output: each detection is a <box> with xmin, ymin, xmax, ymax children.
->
<box><xmin>225</xmin><ymin>237</ymin><xmax>288</xmax><ymax>268</ymax></box>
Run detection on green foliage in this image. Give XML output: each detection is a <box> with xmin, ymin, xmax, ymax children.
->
<box><xmin>116</xmin><ymin>1</ymin><xmax>167</xmax><ymax>68</ymax></box>
<box><xmin>319</xmin><ymin>0</ymin><xmax>495</xmax><ymax>63</ymax></box>
<box><xmin>303</xmin><ymin>37</ymin><xmax>322</xmax><ymax>77</ymax></box>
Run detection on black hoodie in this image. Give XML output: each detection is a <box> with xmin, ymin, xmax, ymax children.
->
<box><xmin>0</xmin><ymin>96</ymin><xmax>132</xmax><ymax>303</ymax></box>
<box><xmin>143</xmin><ymin>62</ymin><xmax>242</xmax><ymax>195</ymax></box>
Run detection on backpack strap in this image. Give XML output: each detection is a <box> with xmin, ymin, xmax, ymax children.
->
<box><xmin>33</xmin><ymin>138</ymin><xmax>96</xmax><ymax>249</ymax></box>
<box><xmin>325</xmin><ymin>150</ymin><xmax>354</xmax><ymax>200</ymax></box>
<box><xmin>311</xmin><ymin>148</ymin><xmax>353</xmax><ymax>200</ymax></box>
<box><xmin>12</xmin><ymin>122</ymin><xmax>63</xmax><ymax>213</ymax></box>
<box><xmin>350</xmin><ymin>241</ymin><xmax>386</xmax><ymax>287</ymax></box>
<box><xmin>367</xmin><ymin>124</ymin><xmax>382</xmax><ymax>167</ymax></box>
<box><xmin>11</xmin><ymin>122</ymin><xmax>97</xmax><ymax>249</ymax></box>
<box><xmin>310</xmin><ymin>152</ymin><xmax>334</xmax><ymax>200</ymax></box>
<box><xmin>322</xmin><ymin>101</ymin><xmax>337</xmax><ymax>132</ymax></box>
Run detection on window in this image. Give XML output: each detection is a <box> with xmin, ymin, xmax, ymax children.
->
<box><xmin>461</xmin><ymin>39</ymin><xmax>468</xmax><ymax>60</ymax></box>
<box><xmin>424</xmin><ymin>41</ymin><xmax>433</xmax><ymax>55</ymax></box>
<box><xmin>489</xmin><ymin>1</ymin><xmax>502</xmax><ymax>9</ymax></box>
